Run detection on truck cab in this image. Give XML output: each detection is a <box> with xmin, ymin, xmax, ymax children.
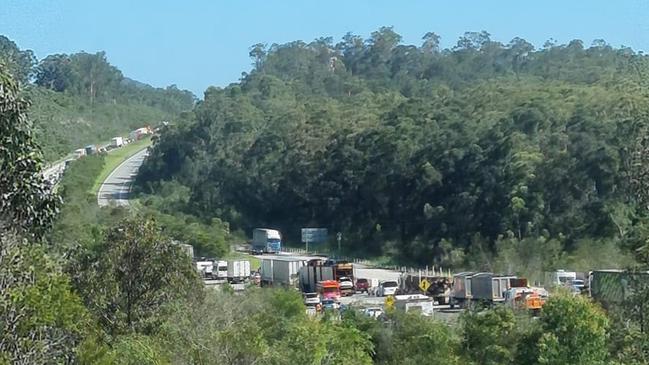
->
<box><xmin>317</xmin><ymin>280</ymin><xmax>341</xmax><ymax>301</ymax></box>
<box><xmin>252</xmin><ymin>228</ymin><xmax>282</xmax><ymax>254</ymax></box>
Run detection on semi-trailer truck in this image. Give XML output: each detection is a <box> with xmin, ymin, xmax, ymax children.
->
<box><xmin>260</xmin><ymin>257</ymin><xmax>305</xmax><ymax>287</ymax></box>
<box><xmin>252</xmin><ymin>228</ymin><xmax>282</xmax><ymax>254</ymax></box>
<box><xmin>450</xmin><ymin>272</ymin><xmax>474</xmax><ymax>308</ymax></box>
<box><xmin>227</xmin><ymin>260</ymin><xmax>251</xmax><ymax>283</ymax></box>
<box><xmin>471</xmin><ymin>272</ymin><xmax>517</xmax><ymax>305</ymax></box>
<box><xmin>300</xmin><ymin>261</ymin><xmax>334</xmax><ymax>293</ymax></box>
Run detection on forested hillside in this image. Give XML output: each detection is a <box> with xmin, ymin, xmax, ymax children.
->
<box><xmin>137</xmin><ymin>28</ymin><xmax>649</xmax><ymax>269</ymax></box>
<box><xmin>0</xmin><ymin>35</ymin><xmax>195</xmax><ymax>161</ymax></box>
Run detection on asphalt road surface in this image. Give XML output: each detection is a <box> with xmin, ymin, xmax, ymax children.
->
<box><xmin>97</xmin><ymin>148</ymin><xmax>148</xmax><ymax>207</ymax></box>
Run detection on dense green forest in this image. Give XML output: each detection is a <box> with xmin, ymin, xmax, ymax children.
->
<box><xmin>137</xmin><ymin>28</ymin><xmax>649</xmax><ymax>270</ymax></box>
<box><xmin>0</xmin><ymin>35</ymin><xmax>195</xmax><ymax>161</ymax></box>
<box><xmin>4</xmin><ymin>32</ymin><xmax>649</xmax><ymax>365</ymax></box>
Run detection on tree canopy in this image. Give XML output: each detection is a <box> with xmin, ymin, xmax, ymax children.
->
<box><xmin>137</xmin><ymin>29</ymin><xmax>649</xmax><ymax>266</ymax></box>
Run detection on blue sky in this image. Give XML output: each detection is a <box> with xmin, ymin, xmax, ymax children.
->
<box><xmin>2</xmin><ymin>0</ymin><xmax>648</xmax><ymax>96</ymax></box>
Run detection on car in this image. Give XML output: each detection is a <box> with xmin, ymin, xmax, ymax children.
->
<box><xmin>568</xmin><ymin>279</ymin><xmax>585</xmax><ymax>290</ymax></box>
<box><xmin>363</xmin><ymin>307</ymin><xmax>384</xmax><ymax>319</ymax></box>
<box><xmin>304</xmin><ymin>292</ymin><xmax>321</xmax><ymax>306</ymax></box>
<box><xmin>376</xmin><ymin>280</ymin><xmax>399</xmax><ymax>297</ymax></box>
<box><xmin>339</xmin><ymin>276</ymin><xmax>354</xmax><ymax>295</ymax></box>
<box><xmin>355</xmin><ymin>278</ymin><xmax>369</xmax><ymax>293</ymax></box>
<box><xmin>321</xmin><ymin>299</ymin><xmax>341</xmax><ymax>310</ymax></box>
<box><xmin>251</xmin><ymin>272</ymin><xmax>261</xmax><ymax>285</ymax></box>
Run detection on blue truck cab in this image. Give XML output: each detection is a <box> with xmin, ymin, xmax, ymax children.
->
<box><xmin>252</xmin><ymin>228</ymin><xmax>282</xmax><ymax>254</ymax></box>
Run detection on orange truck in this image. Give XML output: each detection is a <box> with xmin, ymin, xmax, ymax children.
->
<box><xmin>505</xmin><ymin>286</ymin><xmax>548</xmax><ymax>314</ymax></box>
<box><xmin>317</xmin><ymin>280</ymin><xmax>341</xmax><ymax>301</ymax></box>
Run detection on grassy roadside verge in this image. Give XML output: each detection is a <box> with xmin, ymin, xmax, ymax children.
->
<box><xmin>90</xmin><ymin>136</ymin><xmax>152</xmax><ymax>195</ymax></box>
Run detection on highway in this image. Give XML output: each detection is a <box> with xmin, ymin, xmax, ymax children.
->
<box><xmin>97</xmin><ymin>148</ymin><xmax>148</xmax><ymax>207</ymax></box>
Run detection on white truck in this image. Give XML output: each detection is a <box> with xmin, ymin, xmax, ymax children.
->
<box><xmin>260</xmin><ymin>257</ymin><xmax>305</xmax><ymax>287</ymax></box>
<box><xmin>196</xmin><ymin>260</ymin><xmax>214</xmax><ymax>279</ymax></box>
<box><xmin>111</xmin><ymin>136</ymin><xmax>124</xmax><ymax>148</ymax></box>
<box><xmin>394</xmin><ymin>294</ymin><xmax>435</xmax><ymax>316</ymax></box>
<box><xmin>544</xmin><ymin>269</ymin><xmax>577</xmax><ymax>288</ymax></box>
<box><xmin>215</xmin><ymin>260</ymin><xmax>228</xmax><ymax>280</ymax></box>
<box><xmin>252</xmin><ymin>228</ymin><xmax>282</xmax><ymax>254</ymax></box>
<box><xmin>227</xmin><ymin>260</ymin><xmax>251</xmax><ymax>283</ymax></box>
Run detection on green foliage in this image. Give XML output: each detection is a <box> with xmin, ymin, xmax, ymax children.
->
<box><xmin>460</xmin><ymin>307</ymin><xmax>519</xmax><ymax>365</ymax></box>
<box><xmin>0</xmin><ymin>235</ymin><xmax>89</xmax><ymax>363</ymax></box>
<box><xmin>26</xmin><ymin>86</ymin><xmax>169</xmax><ymax>162</ymax></box>
<box><xmin>155</xmin><ymin>288</ymin><xmax>374</xmax><ymax>365</ymax></box>
<box><xmin>50</xmin><ymin>154</ymin><xmax>108</xmax><ymax>248</ymax></box>
<box><xmin>0</xmin><ymin>36</ymin><xmax>35</xmax><ymax>84</ymax></box>
<box><xmin>71</xmin><ymin>216</ymin><xmax>202</xmax><ymax>337</ymax></box>
<box><xmin>137</xmin><ymin>29</ymin><xmax>649</xmax><ymax>267</ymax></box>
<box><xmin>375</xmin><ymin>312</ymin><xmax>460</xmax><ymax>365</ymax></box>
<box><xmin>139</xmin><ymin>182</ymin><xmax>230</xmax><ymax>257</ymax></box>
<box><xmin>0</xmin><ymin>65</ymin><xmax>59</xmax><ymax>238</ymax></box>
<box><xmin>520</xmin><ymin>294</ymin><xmax>609</xmax><ymax>365</ymax></box>
<box><xmin>0</xmin><ymin>34</ymin><xmax>195</xmax><ymax>162</ymax></box>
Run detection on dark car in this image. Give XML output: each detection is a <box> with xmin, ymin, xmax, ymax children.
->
<box><xmin>355</xmin><ymin>278</ymin><xmax>369</xmax><ymax>293</ymax></box>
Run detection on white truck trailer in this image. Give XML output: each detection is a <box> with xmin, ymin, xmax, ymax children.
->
<box><xmin>260</xmin><ymin>257</ymin><xmax>305</xmax><ymax>287</ymax></box>
<box><xmin>196</xmin><ymin>260</ymin><xmax>214</xmax><ymax>279</ymax></box>
<box><xmin>111</xmin><ymin>136</ymin><xmax>124</xmax><ymax>148</ymax></box>
<box><xmin>227</xmin><ymin>260</ymin><xmax>251</xmax><ymax>283</ymax></box>
<box><xmin>299</xmin><ymin>264</ymin><xmax>334</xmax><ymax>293</ymax></box>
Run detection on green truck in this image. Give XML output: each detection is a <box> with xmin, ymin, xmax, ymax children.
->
<box><xmin>588</xmin><ymin>269</ymin><xmax>649</xmax><ymax>308</ymax></box>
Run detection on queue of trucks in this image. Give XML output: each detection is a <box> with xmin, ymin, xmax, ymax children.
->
<box><xmin>194</xmin><ymin>225</ymin><xmax>649</xmax><ymax>317</ymax></box>
<box><xmin>196</xmin><ymin>259</ymin><xmax>251</xmax><ymax>283</ymax></box>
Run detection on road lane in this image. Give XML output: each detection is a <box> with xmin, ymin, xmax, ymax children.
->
<box><xmin>97</xmin><ymin>148</ymin><xmax>148</xmax><ymax>207</ymax></box>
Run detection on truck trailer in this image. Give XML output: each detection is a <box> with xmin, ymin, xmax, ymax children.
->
<box><xmin>589</xmin><ymin>269</ymin><xmax>649</xmax><ymax>308</ymax></box>
<box><xmin>470</xmin><ymin>272</ymin><xmax>517</xmax><ymax>305</ymax></box>
<box><xmin>227</xmin><ymin>260</ymin><xmax>251</xmax><ymax>283</ymax></box>
<box><xmin>260</xmin><ymin>257</ymin><xmax>305</xmax><ymax>287</ymax></box>
<box><xmin>111</xmin><ymin>136</ymin><xmax>124</xmax><ymax>148</ymax></box>
<box><xmin>450</xmin><ymin>272</ymin><xmax>474</xmax><ymax>308</ymax></box>
<box><xmin>299</xmin><ymin>263</ymin><xmax>334</xmax><ymax>293</ymax></box>
<box><xmin>252</xmin><ymin>228</ymin><xmax>282</xmax><ymax>254</ymax></box>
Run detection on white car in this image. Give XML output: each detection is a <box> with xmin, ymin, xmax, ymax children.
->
<box><xmin>377</xmin><ymin>281</ymin><xmax>399</xmax><ymax>297</ymax></box>
<box><xmin>363</xmin><ymin>307</ymin><xmax>384</xmax><ymax>319</ymax></box>
<box><xmin>339</xmin><ymin>277</ymin><xmax>354</xmax><ymax>290</ymax></box>
<box><xmin>303</xmin><ymin>292</ymin><xmax>321</xmax><ymax>306</ymax></box>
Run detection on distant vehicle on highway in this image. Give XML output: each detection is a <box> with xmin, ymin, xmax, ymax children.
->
<box><xmin>252</xmin><ymin>228</ymin><xmax>282</xmax><ymax>254</ymax></box>
<box><xmin>376</xmin><ymin>280</ymin><xmax>399</xmax><ymax>297</ymax></box>
<box><xmin>317</xmin><ymin>280</ymin><xmax>341</xmax><ymax>300</ymax></box>
<box><xmin>196</xmin><ymin>260</ymin><xmax>215</xmax><ymax>279</ymax></box>
<box><xmin>227</xmin><ymin>260</ymin><xmax>251</xmax><ymax>283</ymax></box>
<box><xmin>568</xmin><ymin>279</ymin><xmax>585</xmax><ymax>291</ymax></box>
<box><xmin>321</xmin><ymin>298</ymin><xmax>340</xmax><ymax>310</ymax></box>
<box><xmin>363</xmin><ymin>307</ymin><xmax>384</xmax><ymax>319</ymax></box>
<box><xmin>215</xmin><ymin>260</ymin><xmax>228</xmax><ymax>280</ymax></box>
<box><xmin>251</xmin><ymin>272</ymin><xmax>261</xmax><ymax>285</ymax></box>
<box><xmin>355</xmin><ymin>278</ymin><xmax>369</xmax><ymax>293</ymax></box>
<box><xmin>111</xmin><ymin>136</ymin><xmax>124</xmax><ymax>148</ymax></box>
<box><xmin>339</xmin><ymin>276</ymin><xmax>354</xmax><ymax>296</ymax></box>
<box><xmin>260</xmin><ymin>257</ymin><xmax>305</xmax><ymax>287</ymax></box>
<box><xmin>303</xmin><ymin>292</ymin><xmax>321</xmax><ymax>306</ymax></box>
<box><xmin>394</xmin><ymin>294</ymin><xmax>434</xmax><ymax>316</ymax></box>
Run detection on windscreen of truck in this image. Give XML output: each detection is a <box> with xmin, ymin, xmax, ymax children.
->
<box><xmin>323</xmin><ymin>287</ymin><xmax>339</xmax><ymax>293</ymax></box>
